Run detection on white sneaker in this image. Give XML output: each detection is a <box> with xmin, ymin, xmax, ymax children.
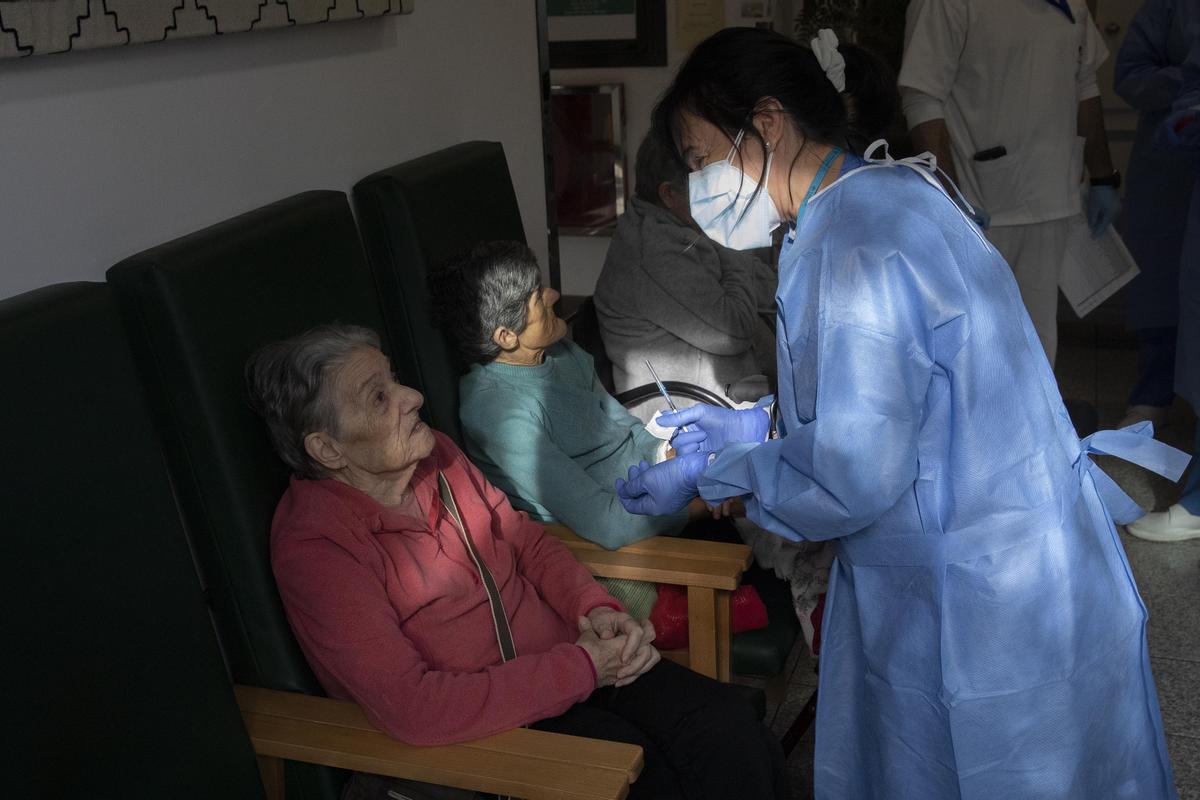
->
<box><xmin>1117</xmin><ymin>404</ymin><xmax>1171</xmax><ymax>432</ymax></box>
<box><xmin>1127</xmin><ymin>503</ymin><xmax>1200</xmax><ymax>542</ymax></box>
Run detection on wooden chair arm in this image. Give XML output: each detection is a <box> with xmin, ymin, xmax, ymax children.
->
<box><xmin>544</xmin><ymin>524</ymin><xmax>751</xmax><ymax>591</ymax></box>
<box><xmin>236</xmin><ymin>685</ymin><xmax>641</xmax><ymax>800</ymax></box>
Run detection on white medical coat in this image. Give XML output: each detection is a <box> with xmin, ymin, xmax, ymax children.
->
<box><xmin>899</xmin><ymin>0</ymin><xmax>1108</xmax><ymax>226</ymax></box>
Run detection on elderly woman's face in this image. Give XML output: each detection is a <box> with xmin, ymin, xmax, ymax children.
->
<box><xmin>325</xmin><ymin>347</ymin><xmax>435</xmax><ymax>481</ymax></box>
<box><xmin>517</xmin><ymin>285</ymin><xmax>567</xmax><ymax>351</ymax></box>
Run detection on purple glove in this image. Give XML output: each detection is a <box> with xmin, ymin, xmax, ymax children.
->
<box><xmin>658</xmin><ymin>404</ymin><xmax>770</xmax><ymax>454</ymax></box>
<box><xmin>616</xmin><ymin>454</ymin><xmax>708</xmax><ymax>516</ymax></box>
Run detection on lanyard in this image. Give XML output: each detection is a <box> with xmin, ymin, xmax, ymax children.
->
<box><xmin>794</xmin><ymin>146</ymin><xmax>843</xmax><ymax>231</ymax></box>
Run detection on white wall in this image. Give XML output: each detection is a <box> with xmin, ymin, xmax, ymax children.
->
<box><xmin>0</xmin><ymin>2</ymin><xmax>548</xmax><ymax>300</ymax></box>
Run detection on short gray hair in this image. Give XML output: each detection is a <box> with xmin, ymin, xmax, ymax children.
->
<box><xmin>245</xmin><ymin>323</ymin><xmax>382</xmax><ymax>479</ymax></box>
<box><xmin>429</xmin><ymin>241</ymin><xmax>541</xmax><ymax>365</ymax></box>
<box><xmin>634</xmin><ymin>124</ymin><xmax>689</xmax><ymax>204</ymax></box>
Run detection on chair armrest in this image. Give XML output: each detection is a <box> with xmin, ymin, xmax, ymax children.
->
<box><xmin>615</xmin><ymin>380</ymin><xmax>733</xmax><ymax>409</ymax></box>
<box><xmin>544</xmin><ymin>524</ymin><xmax>751</xmax><ymax>590</ymax></box>
<box><xmin>236</xmin><ymin>685</ymin><xmax>641</xmax><ymax>800</ymax></box>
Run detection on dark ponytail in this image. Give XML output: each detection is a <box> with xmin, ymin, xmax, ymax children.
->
<box><xmin>839</xmin><ymin>41</ymin><xmax>900</xmax><ymax>155</ymax></box>
<box><xmin>654</xmin><ymin>27</ymin><xmax>898</xmax><ymax>161</ymax></box>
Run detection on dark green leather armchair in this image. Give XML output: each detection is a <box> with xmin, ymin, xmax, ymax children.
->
<box><xmin>108</xmin><ymin>192</ymin><xmax>386</xmax><ymax>800</ymax></box>
<box><xmin>4</xmin><ymin>282</ymin><xmax>265</xmax><ymax>798</ymax></box>
<box><xmin>4</xmin><ymin>281</ymin><xmax>641</xmax><ymax>800</ymax></box>
<box><xmin>354</xmin><ymin>141</ymin><xmax>528</xmax><ymax>445</ymax></box>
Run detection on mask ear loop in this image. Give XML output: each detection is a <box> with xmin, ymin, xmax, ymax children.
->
<box><xmin>727</xmin><ymin>129</ymin><xmax>745</xmax><ymax>162</ymax></box>
<box><xmin>728</xmin><ymin>127</ymin><xmax>773</xmax><ymax>232</ymax></box>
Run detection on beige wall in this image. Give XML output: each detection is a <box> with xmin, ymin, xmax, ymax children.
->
<box><xmin>0</xmin><ymin>1</ymin><xmax>547</xmax><ymax>300</ymax></box>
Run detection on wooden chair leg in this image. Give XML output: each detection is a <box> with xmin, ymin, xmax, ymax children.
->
<box><xmin>685</xmin><ymin>587</ymin><xmax>733</xmax><ymax>681</ymax></box>
<box><xmin>687</xmin><ymin>586</ymin><xmax>718</xmax><ymax>679</ymax></box>
<box><xmin>715</xmin><ymin>589</ymin><xmax>732</xmax><ymax>682</ymax></box>
<box><xmin>779</xmin><ymin>688</ymin><xmax>818</xmax><ymax>756</ymax></box>
<box><xmin>256</xmin><ymin>754</ymin><xmax>285</xmax><ymax>800</ymax></box>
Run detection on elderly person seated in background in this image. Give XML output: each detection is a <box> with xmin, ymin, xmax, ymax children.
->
<box><xmin>430</xmin><ymin>240</ymin><xmax>720</xmax><ymax>554</ymax></box>
<box><xmin>244</xmin><ymin>324</ymin><xmax>788</xmax><ymax>800</ymax></box>
<box><xmin>595</xmin><ymin>129</ymin><xmax>832</xmax><ymax>655</ymax></box>
<box><xmin>428</xmin><ymin>241</ymin><xmax>772</xmax><ymax>637</ymax></box>
<box><xmin>432</xmin><ymin>239</ymin><xmax>768</xmax><ymax>642</ymax></box>
<box><xmin>594</xmin><ymin>125</ymin><xmax>777</xmax><ymax>414</ymax></box>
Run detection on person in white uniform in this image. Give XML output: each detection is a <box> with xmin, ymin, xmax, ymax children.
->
<box><xmin>898</xmin><ymin>0</ymin><xmax>1122</xmax><ymax>366</ymax></box>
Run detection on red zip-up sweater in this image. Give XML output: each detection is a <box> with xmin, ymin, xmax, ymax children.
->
<box><xmin>271</xmin><ymin>431</ymin><xmax>620</xmax><ymax>745</ymax></box>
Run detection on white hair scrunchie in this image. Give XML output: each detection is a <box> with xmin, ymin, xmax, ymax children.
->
<box><xmin>810</xmin><ymin>28</ymin><xmax>846</xmax><ymax>93</ymax></box>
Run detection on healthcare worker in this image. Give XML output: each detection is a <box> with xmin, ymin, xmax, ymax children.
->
<box><xmin>617</xmin><ymin>27</ymin><xmax>1188</xmax><ymax>798</ymax></box>
<box><xmin>1115</xmin><ymin>0</ymin><xmax>1200</xmax><ymax>432</ymax></box>
<box><xmin>898</xmin><ymin>0</ymin><xmax>1120</xmax><ymax>367</ymax></box>
<box><xmin>1128</xmin><ymin>0</ymin><xmax>1200</xmax><ymax>542</ymax></box>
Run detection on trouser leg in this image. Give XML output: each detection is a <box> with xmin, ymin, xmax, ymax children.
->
<box><xmin>1128</xmin><ymin>327</ymin><xmax>1178</xmax><ymax>408</ymax></box>
<box><xmin>987</xmin><ymin>219</ymin><xmax>1071</xmax><ymax>367</ymax></box>
<box><xmin>588</xmin><ymin>659</ymin><xmax>790</xmax><ymax>800</ymax></box>
<box><xmin>1179</xmin><ymin>424</ymin><xmax>1200</xmax><ymax>515</ymax></box>
<box><xmin>531</xmin><ymin>702</ymin><xmax>685</xmax><ymax>799</ymax></box>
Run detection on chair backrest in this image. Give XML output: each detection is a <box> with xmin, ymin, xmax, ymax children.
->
<box><xmin>569</xmin><ymin>296</ymin><xmax>616</xmax><ymax>393</ymax></box>
<box><xmin>2</xmin><ymin>282</ymin><xmax>264</xmax><ymax>798</ymax></box>
<box><xmin>353</xmin><ymin>141</ymin><xmax>527</xmax><ymax>445</ymax></box>
<box><xmin>107</xmin><ymin>192</ymin><xmax>390</xmax><ymax>800</ymax></box>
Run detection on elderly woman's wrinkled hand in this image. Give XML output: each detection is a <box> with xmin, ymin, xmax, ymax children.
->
<box><xmin>583</xmin><ymin>607</ymin><xmax>656</xmax><ymax>663</ymax></box>
<box><xmin>614</xmin><ymin>642</ymin><xmax>660</xmax><ymax>688</ymax></box>
<box><xmin>576</xmin><ymin>623</ymin><xmax>633</xmax><ymax>688</ymax></box>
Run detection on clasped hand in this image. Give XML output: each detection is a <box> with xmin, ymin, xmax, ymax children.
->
<box><xmin>575</xmin><ymin>607</ymin><xmax>659</xmax><ymax>688</ymax></box>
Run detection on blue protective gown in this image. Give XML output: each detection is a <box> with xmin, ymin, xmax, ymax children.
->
<box><xmin>1116</xmin><ymin>0</ymin><xmax>1200</xmax><ymax>330</ymax></box>
<box><xmin>699</xmin><ymin>150</ymin><xmax>1183</xmax><ymax>799</ymax></box>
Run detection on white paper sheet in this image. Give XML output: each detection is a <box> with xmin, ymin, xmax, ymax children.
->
<box><xmin>1059</xmin><ymin>214</ymin><xmax>1140</xmax><ymax>318</ymax></box>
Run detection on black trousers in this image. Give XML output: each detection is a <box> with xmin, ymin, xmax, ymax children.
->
<box><xmin>532</xmin><ymin>659</ymin><xmax>790</xmax><ymax>800</ymax></box>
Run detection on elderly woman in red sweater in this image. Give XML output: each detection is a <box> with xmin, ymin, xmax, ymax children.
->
<box><xmin>245</xmin><ymin>323</ymin><xmax>788</xmax><ymax>800</ymax></box>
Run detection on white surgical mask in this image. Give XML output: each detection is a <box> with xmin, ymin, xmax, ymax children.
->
<box><xmin>687</xmin><ymin>130</ymin><xmax>780</xmax><ymax>250</ymax></box>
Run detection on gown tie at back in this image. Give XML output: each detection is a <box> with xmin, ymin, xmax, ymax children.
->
<box><xmin>836</xmin><ymin>421</ymin><xmax>1189</xmax><ymax>568</ymax></box>
<box><xmin>1075</xmin><ymin>420</ymin><xmax>1191</xmax><ymax>525</ymax></box>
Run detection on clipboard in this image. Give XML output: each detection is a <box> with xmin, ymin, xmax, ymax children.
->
<box><xmin>1059</xmin><ymin>213</ymin><xmax>1140</xmax><ymax>318</ymax></box>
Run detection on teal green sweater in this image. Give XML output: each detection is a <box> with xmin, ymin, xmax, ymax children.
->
<box><xmin>459</xmin><ymin>339</ymin><xmax>689</xmax><ymax>549</ymax></box>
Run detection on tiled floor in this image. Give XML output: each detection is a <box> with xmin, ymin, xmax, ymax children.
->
<box><xmin>750</xmin><ymin>310</ymin><xmax>1200</xmax><ymax>799</ymax></box>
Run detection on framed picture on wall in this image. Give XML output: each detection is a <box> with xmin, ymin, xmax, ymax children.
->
<box><xmin>547</xmin><ymin>0</ymin><xmax>667</xmax><ymax>68</ymax></box>
<box><xmin>549</xmin><ymin>84</ymin><xmax>628</xmax><ymax>235</ymax></box>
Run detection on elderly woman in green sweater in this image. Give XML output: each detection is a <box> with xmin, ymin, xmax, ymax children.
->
<box><xmin>430</xmin><ymin>241</ymin><xmax>758</xmax><ymax>624</ymax></box>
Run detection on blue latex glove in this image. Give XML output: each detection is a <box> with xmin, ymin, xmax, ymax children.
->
<box><xmin>658</xmin><ymin>404</ymin><xmax>770</xmax><ymax>454</ymax></box>
<box><xmin>615</xmin><ymin>454</ymin><xmax>708</xmax><ymax>516</ymax></box>
<box><xmin>1087</xmin><ymin>185</ymin><xmax>1121</xmax><ymax>238</ymax></box>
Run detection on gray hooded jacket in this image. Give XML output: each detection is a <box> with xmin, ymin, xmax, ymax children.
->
<box><xmin>594</xmin><ymin>197</ymin><xmax>777</xmax><ymax>405</ymax></box>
